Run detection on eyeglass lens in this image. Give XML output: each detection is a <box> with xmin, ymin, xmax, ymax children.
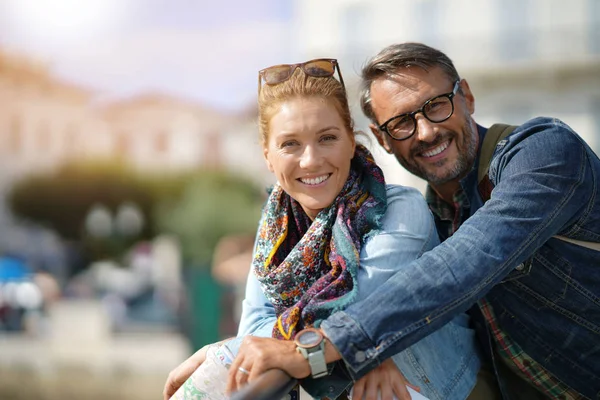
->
<box><xmin>387</xmin><ymin>95</ymin><xmax>454</xmax><ymax>138</ymax></box>
<box><xmin>262</xmin><ymin>60</ymin><xmax>335</xmax><ymax>85</ymax></box>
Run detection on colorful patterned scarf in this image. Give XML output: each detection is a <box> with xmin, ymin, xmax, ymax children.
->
<box><xmin>252</xmin><ymin>145</ymin><xmax>387</xmax><ymax>340</ymax></box>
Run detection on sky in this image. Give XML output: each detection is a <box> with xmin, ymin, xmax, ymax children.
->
<box><xmin>0</xmin><ymin>0</ymin><xmax>294</xmax><ymax>111</ymax></box>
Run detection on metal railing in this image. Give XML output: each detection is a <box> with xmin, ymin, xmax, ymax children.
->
<box><xmin>230</xmin><ymin>369</ymin><xmax>297</xmax><ymax>400</ymax></box>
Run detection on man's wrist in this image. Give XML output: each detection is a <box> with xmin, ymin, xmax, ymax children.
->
<box><xmin>320</xmin><ymin>329</ymin><xmax>342</xmax><ymax>363</ymax></box>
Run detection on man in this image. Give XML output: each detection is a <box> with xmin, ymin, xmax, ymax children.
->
<box><xmin>329</xmin><ymin>42</ymin><xmax>600</xmax><ymax>399</ymax></box>
<box><xmin>166</xmin><ymin>43</ymin><xmax>600</xmax><ymax>400</ymax></box>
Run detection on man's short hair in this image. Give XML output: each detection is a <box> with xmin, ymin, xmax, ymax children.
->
<box><xmin>360</xmin><ymin>42</ymin><xmax>461</xmax><ymax>124</ymax></box>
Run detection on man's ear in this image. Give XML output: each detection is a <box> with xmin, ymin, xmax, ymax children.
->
<box><xmin>369</xmin><ymin>124</ymin><xmax>392</xmax><ymax>154</ymax></box>
<box><xmin>263</xmin><ymin>147</ymin><xmax>274</xmax><ymax>172</ymax></box>
<box><xmin>460</xmin><ymin>79</ymin><xmax>475</xmax><ymax>115</ymax></box>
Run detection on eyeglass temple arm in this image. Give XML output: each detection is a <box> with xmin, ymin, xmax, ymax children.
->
<box><xmin>336</xmin><ymin>63</ymin><xmax>345</xmax><ymax>88</ymax></box>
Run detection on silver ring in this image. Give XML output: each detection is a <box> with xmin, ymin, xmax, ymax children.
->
<box><xmin>238</xmin><ymin>367</ymin><xmax>250</xmax><ymax>375</ymax></box>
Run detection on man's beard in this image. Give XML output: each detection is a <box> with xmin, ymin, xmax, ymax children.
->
<box><xmin>396</xmin><ymin>122</ymin><xmax>478</xmax><ymax>186</ymax></box>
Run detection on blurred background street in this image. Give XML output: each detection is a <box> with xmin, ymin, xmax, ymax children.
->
<box><xmin>0</xmin><ymin>0</ymin><xmax>598</xmax><ymax>398</ymax></box>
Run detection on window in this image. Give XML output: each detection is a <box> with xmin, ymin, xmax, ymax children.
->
<box><xmin>116</xmin><ymin>131</ymin><xmax>130</xmax><ymax>159</ymax></box>
<box><xmin>496</xmin><ymin>0</ymin><xmax>533</xmax><ymax>61</ymax></box>
<box><xmin>498</xmin><ymin>102</ymin><xmax>533</xmax><ymax>126</ymax></box>
<box><xmin>155</xmin><ymin>130</ymin><xmax>169</xmax><ymax>155</ymax></box>
<box><xmin>340</xmin><ymin>3</ymin><xmax>371</xmax><ymax>67</ymax></box>
<box><xmin>415</xmin><ymin>0</ymin><xmax>442</xmax><ymax>48</ymax></box>
<box><xmin>37</xmin><ymin>121</ymin><xmax>51</xmax><ymax>152</ymax></box>
<box><xmin>8</xmin><ymin>116</ymin><xmax>22</xmax><ymax>154</ymax></box>
<box><xmin>592</xmin><ymin>97</ymin><xmax>600</xmax><ymax>153</ymax></box>
<box><xmin>590</xmin><ymin>0</ymin><xmax>600</xmax><ymax>54</ymax></box>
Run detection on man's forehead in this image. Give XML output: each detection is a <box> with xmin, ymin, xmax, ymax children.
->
<box><xmin>377</xmin><ymin>70</ymin><xmax>424</xmax><ymax>92</ymax></box>
<box><xmin>372</xmin><ymin>66</ymin><xmax>445</xmax><ymax>93</ymax></box>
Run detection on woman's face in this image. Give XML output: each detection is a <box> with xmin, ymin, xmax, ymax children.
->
<box><xmin>263</xmin><ymin>97</ymin><xmax>356</xmax><ymax>219</ymax></box>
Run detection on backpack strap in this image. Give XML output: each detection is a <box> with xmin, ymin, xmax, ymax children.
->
<box><xmin>477</xmin><ymin>124</ymin><xmax>517</xmax><ymax>202</ymax></box>
<box><xmin>477</xmin><ymin>123</ymin><xmax>517</xmax><ymax>184</ymax></box>
<box><xmin>477</xmin><ymin>123</ymin><xmax>600</xmax><ymax>252</ymax></box>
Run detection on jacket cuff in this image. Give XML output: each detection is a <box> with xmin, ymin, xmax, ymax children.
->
<box><xmin>320</xmin><ymin>311</ymin><xmax>381</xmax><ymax>380</ymax></box>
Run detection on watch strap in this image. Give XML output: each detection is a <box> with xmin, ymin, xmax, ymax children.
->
<box><xmin>306</xmin><ymin>341</ymin><xmax>328</xmax><ymax>378</ymax></box>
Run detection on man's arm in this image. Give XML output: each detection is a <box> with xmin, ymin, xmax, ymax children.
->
<box><xmin>321</xmin><ymin>118</ymin><xmax>592</xmax><ymax>379</ymax></box>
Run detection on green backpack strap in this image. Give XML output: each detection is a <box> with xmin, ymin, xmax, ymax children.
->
<box><xmin>477</xmin><ymin>123</ymin><xmax>600</xmax><ymax>252</ymax></box>
<box><xmin>477</xmin><ymin>123</ymin><xmax>517</xmax><ymax>184</ymax></box>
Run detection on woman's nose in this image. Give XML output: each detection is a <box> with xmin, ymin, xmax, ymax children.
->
<box><xmin>299</xmin><ymin>145</ymin><xmax>321</xmax><ymax>169</ymax></box>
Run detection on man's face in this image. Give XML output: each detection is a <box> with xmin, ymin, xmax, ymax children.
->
<box><xmin>368</xmin><ymin>67</ymin><xmax>478</xmax><ymax>187</ymax></box>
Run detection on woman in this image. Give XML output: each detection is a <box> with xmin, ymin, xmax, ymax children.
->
<box><xmin>164</xmin><ymin>59</ymin><xmax>484</xmax><ymax>400</ymax></box>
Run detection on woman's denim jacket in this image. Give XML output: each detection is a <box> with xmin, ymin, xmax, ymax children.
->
<box><xmin>235</xmin><ymin>185</ymin><xmax>481</xmax><ymax>399</ymax></box>
<box><xmin>320</xmin><ymin>117</ymin><xmax>600</xmax><ymax>399</ymax></box>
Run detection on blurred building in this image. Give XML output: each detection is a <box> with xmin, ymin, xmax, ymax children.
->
<box><xmin>0</xmin><ymin>48</ymin><xmax>271</xmax><ymax>254</ymax></box>
<box><xmin>293</xmin><ymin>0</ymin><xmax>600</xmax><ymax>191</ymax></box>
<box><xmin>102</xmin><ymin>94</ymin><xmax>227</xmax><ymax>172</ymax></box>
<box><xmin>0</xmin><ymin>50</ymin><xmax>105</xmax><ymax>209</ymax></box>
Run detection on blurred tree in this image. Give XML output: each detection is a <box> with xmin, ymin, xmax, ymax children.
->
<box><xmin>155</xmin><ymin>170</ymin><xmax>265</xmax><ymax>269</ymax></box>
<box><xmin>8</xmin><ymin>162</ymin><xmax>155</xmax><ymax>241</ymax></box>
<box><xmin>7</xmin><ymin>163</ymin><xmax>265</xmax><ymax>277</ymax></box>
<box><xmin>7</xmin><ymin>162</ymin><xmax>172</xmax><ymax>275</ymax></box>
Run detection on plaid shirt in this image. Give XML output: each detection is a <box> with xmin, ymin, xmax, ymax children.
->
<box><xmin>425</xmin><ymin>185</ymin><xmax>585</xmax><ymax>400</ymax></box>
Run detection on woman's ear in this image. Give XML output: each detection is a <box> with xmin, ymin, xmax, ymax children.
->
<box><xmin>263</xmin><ymin>147</ymin><xmax>274</xmax><ymax>172</ymax></box>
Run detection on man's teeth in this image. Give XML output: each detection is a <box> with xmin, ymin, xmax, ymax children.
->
<box><xmin>300</xmin><ymin>175</ymin><xmax>329</xmax><ymax>185</ymax></box>
<box><xmin>422</xmin><ymin>141</ymin><xmax>449</xmax><ymax>157</ymax></box>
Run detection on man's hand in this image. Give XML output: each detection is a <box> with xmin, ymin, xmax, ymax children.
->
<box><xmin>351</xmin><ymin>358</ymin><xmax>421</xmax><ymax>400</ymax></box>
<box><xmin>226</xmin><ymin>336</ymin><xmax>310</xmax><ymax>394</ymax></box>
<box><xmin>162</xmin><ymin>345</ymin><xmax>210</xmax><ymax>400</ymax></box>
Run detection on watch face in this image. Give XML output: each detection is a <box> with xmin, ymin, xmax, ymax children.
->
<box><xmin>296</xmin><ymin>329</ymin><xmax>322</xmax><ymax>347</ymax></box>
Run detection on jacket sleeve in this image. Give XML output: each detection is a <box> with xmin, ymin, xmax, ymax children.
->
<box><xmin>321</xmin><ymin>118</ymin><xmax>593</xmax><ymax>379</ymax></box>
<box><xmin>236</xmin><ymin>270</ymin><xmax>276</xmax><ymax>338</ymax></box>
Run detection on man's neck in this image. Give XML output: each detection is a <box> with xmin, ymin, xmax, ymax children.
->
<box><xmin>429</xmin><ymin>180</ymin><xmax>461</xmax><ymax>204</ymax></box>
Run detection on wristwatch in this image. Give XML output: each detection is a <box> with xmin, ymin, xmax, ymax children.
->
<box><xmin>294</xmin><ymin>328</ymin><xmax>328</xmax><ymax>379</ymax></box>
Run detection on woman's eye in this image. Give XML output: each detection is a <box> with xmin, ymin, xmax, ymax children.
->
<box><xmin>321</xmin><ymin>135</ymin><xmax>337</xmax><ymax>142</ymax></box>
<box><xmin>281</xmin><ymin>140</ymin><xmax>298</xmax><ymax>148</ymax></box>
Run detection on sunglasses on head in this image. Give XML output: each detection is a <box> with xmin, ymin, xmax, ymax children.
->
<box><xmin>258</xmin><ymin>58</ymin><xmax>345</xmax><ymax>92</ymax></box>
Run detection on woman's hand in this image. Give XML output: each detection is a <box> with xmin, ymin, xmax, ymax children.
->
<box><xmin>351</xmin><ymin>358</ymin><xmax>421</xmax><ymax>400</ymax></box>
<box><xmin>225</xmin><ymin>336</ymin><xmax>310</xmax><ymax>394</ymax></box>
<box><xmin>162</xmin><ymin>345</ymin><xmax>211</xmax><ymax>400</ymax></box>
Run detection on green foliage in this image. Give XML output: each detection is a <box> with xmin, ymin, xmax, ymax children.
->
<box><xmin>155</xmin><ymin>171</ymin><xmax>265</xmax><ymax>268</ymax></box>
<box><xmin>7</xmin><ymin>161</ymin><xmax>265</xmax><ymax>269</ymax></box>
<box><xmin>8</xmin><ymin>162</ymin><xmax>155</xmax><ymax>240</ymax></box>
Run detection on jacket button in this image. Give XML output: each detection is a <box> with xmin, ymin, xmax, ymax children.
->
<box><xmin>355</xmin><ymin>351</ymin><xmax>366</xmax><ymax>363</ymax></box>
<box><xmin>515</xmin><ymin>263</ymin><xmax>525</xmax><ymax>271</ymax></box>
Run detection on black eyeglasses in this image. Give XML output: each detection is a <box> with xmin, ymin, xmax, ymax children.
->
<box><xmin>258</xmin><ymin>58</ymin><xmax>345</xmax><ymax>93</ymax></box>
<box><xmin>378</xmin><ymin>80</ymin><xmax>461</xmax><ymax>141</ymax></box>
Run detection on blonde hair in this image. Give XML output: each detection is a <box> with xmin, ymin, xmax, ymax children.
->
<box><xmin>258</xmin><ymin>68</ymin><xmax>354</xmax><ymax>146</ymax></box>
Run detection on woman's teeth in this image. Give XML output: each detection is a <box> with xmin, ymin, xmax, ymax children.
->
<box><xmin>300</xmin><ymin>175</ymin><xmax>329</xmax><ymax>185</ymax></box>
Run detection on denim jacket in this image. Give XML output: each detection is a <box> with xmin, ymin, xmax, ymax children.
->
<box><xmin>236</xmin><ymin>185</ymin><xmax>481</xmax><ymax>399</ymax></box>
<box><xmin>320</xmin><ymin>117</ymin><xmax>600</xmax><ymax>399</ymax></box>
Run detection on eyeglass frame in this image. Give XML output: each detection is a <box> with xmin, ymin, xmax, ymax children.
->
<box><xmin>257</xmin><ymin>58</ymin><xmax>345</xmax><ymax>93</ymax></box>
<box><xmin>378</xmin><ymin>80</ymin><xmax>462</xmax><ymax>141</ymax></box>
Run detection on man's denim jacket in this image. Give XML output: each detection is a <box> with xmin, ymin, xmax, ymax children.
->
<box><xmin>237</xmin><ymin>186</ymin><xmax>480</xmax><ymax>399</ymax></box>
<box><xmin>321</xmin><ymin>117</ymin><xmax>600</xmax><ymax>399</ymax></box>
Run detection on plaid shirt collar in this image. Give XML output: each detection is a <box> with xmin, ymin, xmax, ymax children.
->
<box><xmin>425</xmin><ymin>184</ymin><xmax>470</xmax><ymax>239</ymax></box>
